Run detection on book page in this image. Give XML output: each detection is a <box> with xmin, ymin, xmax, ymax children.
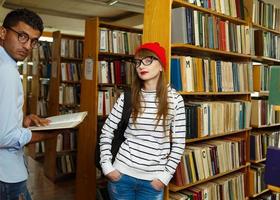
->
<box><xmin>29</xmin><ymin>111</ymin><xmax>87</xmax><ymax>131</ymax></box>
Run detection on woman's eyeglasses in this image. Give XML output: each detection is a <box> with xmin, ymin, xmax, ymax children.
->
<box><xmin>5</xmin><ymin>27</ymin><xmax>40</xmax><ymax>48</ymax></box>
<box><xmin>133</xmin><ymin>56</ymin><xmax>158</xmax><ymax>68</ymax></box>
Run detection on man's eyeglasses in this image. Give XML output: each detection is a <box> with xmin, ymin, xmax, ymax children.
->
<box><xmin>133</xmin><ymin>56</ymin><xmax>158</xmax><ymax>68</ymax></box>
<box><xmin>5</xmin><ymin>27</ymin><xmax>40</xmax><ymax>48</ymax></box>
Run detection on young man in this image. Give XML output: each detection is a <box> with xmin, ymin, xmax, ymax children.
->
<box><xmin>0</xmin><ymin>8</ymin><xmax>49</xmax><ymax>200</ymax></box>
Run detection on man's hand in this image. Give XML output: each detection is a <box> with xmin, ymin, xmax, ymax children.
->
<box><xmin>23</xmin><ymin>114</ymin><xmax>50</xmax><ymax>128</ymax></box>
<box><xmin>106</xmin><ymin>170</ymin><xmax>122</xmax><ymax>182</ymax></box>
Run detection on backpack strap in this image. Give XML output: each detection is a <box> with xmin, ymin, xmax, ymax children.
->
<box><xmin>121</xmin><ymin>89</ymin><xmax>132</xmax><ymax>127</ymax></box>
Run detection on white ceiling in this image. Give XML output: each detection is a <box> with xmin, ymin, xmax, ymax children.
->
<box><xmin>1</xmin><ymin>0</ymin><xmax>279</xmax><ymax>36</ymax></box>
<box><xmin>0</xmin><ymin>0</ymin><xmax>145</xmax><ymax>36</ymax></box>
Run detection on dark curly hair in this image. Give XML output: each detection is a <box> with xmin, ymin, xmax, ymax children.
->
<box><xmin>3</xmin><ymin>8</ymin><xmax>44</xmax><ymax>33</ymax></box>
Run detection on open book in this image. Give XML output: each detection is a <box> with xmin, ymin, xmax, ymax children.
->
<box><xmin>29</xmin><ymin>111</ymin><xmax>88</xmax><ymax>131</ymax></box>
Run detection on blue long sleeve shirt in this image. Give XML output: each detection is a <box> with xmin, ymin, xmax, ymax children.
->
<box><xmin>0</xmin><ymin>46</ymin><xmax>32</xmax><ymax>183</ymax></box>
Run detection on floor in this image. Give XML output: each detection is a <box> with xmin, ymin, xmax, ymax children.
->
<box><xmin>26</xmin><ymin>157</ymin><xmax>75</xmax><ymax>200</ymax></box>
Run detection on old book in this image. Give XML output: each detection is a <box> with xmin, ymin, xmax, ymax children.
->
<box><xmin>264</xmin><ymin>146</ymin><xmax>280</xmax><ymax>187</ymax></box>
<box><xmin>269</xmin><ymin>66</ymin><xmax>280</xmax><ymax>107</ymax></box>
<box><xmin>29</xmin><ymin>111</ymin><xmax>87</xmax><ymax>131</ymax></box>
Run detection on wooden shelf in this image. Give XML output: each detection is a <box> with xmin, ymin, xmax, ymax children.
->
<box><xmin>169</xmin><ymin>163</ymin><xmax>250</xmax><ymax>192</ymax></box>
<box><xmin>251</xmin><ymin>91</ymin><xmax>269</xmax><ymax>97</ymax></box>
<box><xmin>172</xmin><ymin>0</ymin><xmax>248</xmax><ymax>25</ymax></box>
<box><xmin>252</xmin><ymin>23</ymin><xmax>280</xmax><ymax>35</ymax></box>
<box><xmin>180</xmin><ymin>91</ymin><xmax>251</xmax><ymax>96</ymax></box>
<box><xmin>252</xmin><ymin>56</ymin><xmax>280</xmax><ymax>64</ymax></box>
<box><xmin>61</xmin><ymin>57</ymin><xmax>83</xmax><ymax>62</ymax></box>
<box><xmin>77</xmin><ymin>17</ymin><xmax>142</xmax><ymax>200</ymax></box>
<box><xmin>171</xmin><ymin>44</ymin><xmax>253</xmax><ymax>60</ymax></box>
<box><xmin>251</xmin><ymin>123</ymin><xmax>280</xmax><ymax>129</ymax></box>
<box><xmin>186</xmin><ymin>128</ymin><xmax>252</xmax><ymax>144</ymax></box>
<box><xmin>99</xmin><ymin>52</ymin><xmax>135</xmax><ymax>59</ymax></box>
<box><xmin>61</xmin><ymin>80</ymin><xmax>81</xmax><ymax>84</ymax></box>
<box><xmin>250</xmin><ymin>158</ymin><xmax>266</xmax><ymax>164</ymax></box>
<box><xmin>99</xmin><ymin>21</ymin><xmax>143</xmax><ymax>33</ymax></box>
<box><xmin>249</xmin><ymin>188</ymin><xmax>270</xmax><ymax>198</ymax></box>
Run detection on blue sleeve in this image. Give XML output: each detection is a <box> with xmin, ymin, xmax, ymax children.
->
<box><xmin>0</xmin><ymin>66</ymin><xmax>32</xmax><ymax>149</ymax></box>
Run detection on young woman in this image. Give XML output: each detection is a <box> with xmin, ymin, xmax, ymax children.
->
<box><xmin>99</xmin><ymin>42</ymin><xmax>186</xmax><ymax>200</ymax></box>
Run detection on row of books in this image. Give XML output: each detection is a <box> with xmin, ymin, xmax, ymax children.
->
<box><xmin>39</xmin><ymin>79</ymin><xmax>49</xmax><ymax>99</ymax></box>
<box><xmin>251</xmin><ymin>99</ymin><xmax>280</xmax><ymax>127</ymax></box>
<box><xmin>97</xmin><ymin>87</ymin><xmax>126</xmax><ymax>116</ymax></box>
<box><xmin>185</xmin><ymin>0</ymin><xmax>245</xmax><ymax>19</ymax></box>
<box><xmin>18</xmin><ymin>63</ymin><xmax>33</xmax><ymax>76</ymax></box>
<box><xmin>34</xmin><ymin>141</ymin><xmax>45</xmax><ymax>154</ymax></box>
<box><xmin>255</xmin><ymin>30</ymin><xmax>280</xmax><ymax>60</ymax></box>
<box><xmin>172</xmin><ymin>138</ymin><xmax>245</xmax><ymax>186</ymax></box>
<box><xmin>32</xmin><ymin>41</ymin><xmax>52</xmax><ymax>63</ymax></box>
<box><xmin>60</xmin><ymin>38</ymin><xmax>84</xmax><ymax>59</ymax></box>
<box><xmin>252</xmin><ymin>0</ymin><xmax>280</xmax><ymax>31</ymax></box>
<box><xmin>99</xmin><ymin>28</ymin><xmax>142</xmax><ymax>55</ymax></box>
<box><xmin>98</xmin><ymin>60</ymin><xmax>134</xmax><ymax>85</ymax></box>
<box><xmin>253</xmin><ymin>64</ymin><xmax>270</xmax><ymax>92</ymax></box>
<box><xmin>61</xmin><ymin>62</ymin><xmax>82</xmax><ymax>82</ymax></box>
<box><xmin>56</xmin><ymin>130</ymin><xmax>77</xmax><ymax>152</ymax></box>
<box><xmin>171</xmin><ymin>56</ymin><xmax>253</xmax><ymax>92</ymax></box>
<box><xmin>170</xmin><ymin>172</ymin><xmax>245</xmax><ymax>200</ymax></box>
<box><xmin>56</xmin><ymin>153</ymin><xmax>76</xmax><ymax>175</ymax></box>
<box><xmin>172</xmin><ymin>7</ymin><xmax>251</xmax><ymax>54</ymax></box>
<box><xmin>185</xmin><ymin>100</ymin><xmax>251</xmax><ymax>139</ymax></box>
<box><xmin>255</xmin><ymin>192</ymin><xmax>280</xmax><ymax>200</ymax></box>
<box><xmin>59</xmin><ymin>107</ymin><xmax>80</xmax><ymax>115</ymax></box>
<box><xmin>250</xmin><ymin>130</ymin><xmax>280</xmax><ymax>161</ymax></box>
<box><xmin>36</xmin><ymin>99</ymin><xmax>48</xmax><ymax>117</ymax></box>
<box><xmin>40</xmin><ymin>63</ymin><xmax>51</xmax><ymax>78</ymax></box>
<box><xmin>249</xmin><ymin>163</ymin><xmax>266</xmax><ymax>196</ymax></box>
<box><xmin>59</xmin><ymin>84</ymin><xmax>81</xmax><ymax>105</ymax></box>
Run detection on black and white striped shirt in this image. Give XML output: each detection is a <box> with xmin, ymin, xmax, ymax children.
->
<box><xmin>100</xmin><ymin>87</ymin><xmax>186</xmax><ymax>185</ymax></box>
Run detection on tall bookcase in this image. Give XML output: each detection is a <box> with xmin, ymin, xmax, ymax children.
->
<box><xmin>27</xmin><ymin>40</ymin><xmax>53</xmax><ymax>160</ymax></box>
<box><xmin>76</xmin><ymin>17</ymin><xmax>142</xmax><ymax>200</ymax></box>
<box><xmin>44</xmin><ymin>31</ymin><xmax>83</xmax><ymax>181</ymax></box>
<box><xmin>143</xmin><ymin>0</ymin><xmax>253</xmax><ymax>199</ymax></box>
<box><xmin>246</xmin><ymin>0</ymin><xmax>280</xmax><ymax>198</ymax></box>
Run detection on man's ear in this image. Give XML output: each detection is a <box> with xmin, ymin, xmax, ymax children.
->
<box><xmin>0</xmin><ymin>26</ymin><xmax>7</xmax><ymax>40</ymax></box>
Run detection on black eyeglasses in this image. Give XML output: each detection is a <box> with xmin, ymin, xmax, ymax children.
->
<box><xmin>133</xmin><ymin>56</ymin><xmax>158</xmax><ymax>68</ymax></box>
<box><xmin>5</xmin><ymin>27</ymin><xmax>40</xmax><ymax>48</ymax></box>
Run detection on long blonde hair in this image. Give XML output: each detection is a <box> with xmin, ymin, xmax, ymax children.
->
<box><xmin>131</xmin><ymin>50</ymin><xmax>169</xmax><ymax>131</ymax></box>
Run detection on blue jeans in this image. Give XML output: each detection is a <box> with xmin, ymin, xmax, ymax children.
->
<box><xmin>0</xmin><ymin>180</ymin><xmax>31</xmax><ymax>200</ymax></box>
<box><xmin>108</xmin><ymin>174</ymin><xmax>163</xmax><ymax>200</ymax></box>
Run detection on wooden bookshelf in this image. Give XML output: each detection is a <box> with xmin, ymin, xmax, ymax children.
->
<box><xmin>76</xmin><ymin>17</ymin><xmax>142</xmax><ymax>200</ymax></box>
<box><xmin>41</xmin><ymin>31</ymin><xmax>84</xmax><ymax>182</ymax></box>
<box><xmin>171</xmin><ymin>43</ymin><xmax>253</xmax><ymax>59</ymax></box>
<box><xmin>250</xmin><ymin>158</ymin><xmax>266</xmax><ymax>164</ymax></box>
<box><xmin>186</xmin><ymin>128</ymin><xmax>252</xmax><ymax>144</ymax></box>
<box><xmin>249</xmin><ymin>188</ymin><xmax>270</xmax><ymax>198</ymax></box>
<box><xmin>169</xmin><ymin>163</ymin><xmax>250</xmax><ymax>192</ymax></box>
<box><xmin>172</xmin><ymin>0</ymin><xmax>248</xmax><ymax>25</ymax></box>
<box><xmin>27</xmin><ymin>41</ymin><xmax>52</xmax><ymax>159</ymax></box>
<box><xmin>143</xmin><ymin>0</ymin><xmax>253</xmax><ymax>199</ymax></box>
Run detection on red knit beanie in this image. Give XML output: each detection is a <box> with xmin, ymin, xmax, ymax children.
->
<box><xmin>135</xmin><ymin>42</ymin><xmax>167</xmax><ymax>69</ymax></box>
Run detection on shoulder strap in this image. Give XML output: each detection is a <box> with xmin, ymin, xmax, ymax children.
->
<box><xmin>116</xmin><ymin>89</ymin><xmax>131</xmax><ymax>132</ymax></box>
<box><xmin>121</xmin><ymin>89</ymin><xmax>132</xmax><ymax>125</ymax></box>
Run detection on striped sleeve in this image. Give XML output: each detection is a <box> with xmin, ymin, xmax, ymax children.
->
<box><xmin>158</xmin><ymin>93</ymin><xmax>186</xmax><ymax>185</ymax></box>
<box><xmin>99</xmin><ymin>93</ymin><xmax>124</xmax><ymax>175</ymax></box>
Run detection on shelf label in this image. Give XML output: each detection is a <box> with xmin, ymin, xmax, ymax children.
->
<box><xmin>85</xmin><ymin>58</ymin><xmax>93</xmax><ymax>80</ymax></box>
